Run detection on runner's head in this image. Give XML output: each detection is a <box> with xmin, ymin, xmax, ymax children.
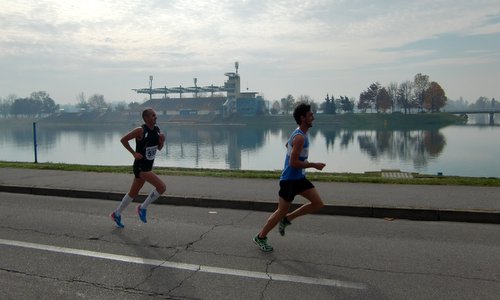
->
<box><xmin>142</xmin><ymin>108</ymin><xmax>157</xmax><ymax>124</ymax></box>
<box><xmin>293</xmin><ymin>103</ymin><xmax>312</xmax><ymax>125</ymax></box>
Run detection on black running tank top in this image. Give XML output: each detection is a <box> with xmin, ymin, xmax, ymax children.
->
<box><xmin>135</xmin><ymin>124</ymin><xmax>160</xmax><ymax>162</ymax></box>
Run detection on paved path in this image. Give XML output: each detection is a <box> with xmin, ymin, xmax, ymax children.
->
<box><xmin>0</xmin><ymin>168</ymin><xmax>499</xmax><ymax>223</ymax></box>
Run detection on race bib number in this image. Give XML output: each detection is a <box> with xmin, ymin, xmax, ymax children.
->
<box><xmin>145</xmin><ymin>146</ymin><xmax>158</xmax><ymax>160</ymax></box>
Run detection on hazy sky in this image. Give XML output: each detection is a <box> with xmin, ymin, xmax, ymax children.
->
<box><xmin>1</xmin><ymin>0</ymin><xmax>499</xmax><ymax>105</ymax></box>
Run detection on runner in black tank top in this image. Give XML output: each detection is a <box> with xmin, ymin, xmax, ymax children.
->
<box><xmin>110</xmin><ymin>108</ymin><xmax>167</xmax><ymax>228</ymax></box>
<box><xmin>133</xmin><ymin>124</ymin><xmax>161</xmax><ymax>178</ymax></box>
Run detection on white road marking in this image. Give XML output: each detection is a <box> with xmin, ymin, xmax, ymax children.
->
<box><xmin>0</xmin><ymin>238</ymin><xmax>366</xmax><ymax>290</ymax></box>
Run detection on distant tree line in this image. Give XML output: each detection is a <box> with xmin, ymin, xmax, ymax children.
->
<box><xmin>445</xmin><ymin>96</ymin><xmax>496</xmax><ymax>111</ymax></box>
<box><xmin>1</xmin><ymin>73</ymin><xmax>495</xmax><ymax>118</ymax></box>
<box><xmin>268</xmin><ymin>73</ymin><xmax>451</xmax><ymax>115</ymax></box>
<box><xmin>342</xmin><ymin>73</ymin><xmax>447</xmax><ymax>114</ymax></box>
<box><xmin>0</xmin><ymin>91</ymin><xmax>59</xmax><ymax>117</ymax></box>
<box><xmin>0</xmin><ymin>91</ymin><xmax>144</xmax><ymax>117</ymax></box>
<box><xmin>270</xmin><ymin>95</ymin><xmax>321</xmax><ymax>115</ymax></box>
<box><xmin>75</xmin><ymin>92</ymin><xmax>141</xmax><ymax>112</ymax></box>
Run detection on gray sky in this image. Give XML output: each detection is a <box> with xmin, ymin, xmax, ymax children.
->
<box><xmin>1</xmin><ymin>0</ymin><xmax>499</xmax><ymax>104</ymax></box>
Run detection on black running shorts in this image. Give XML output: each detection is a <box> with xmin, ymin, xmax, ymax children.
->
<box><xmin>278</xmin><ymin>178</ymin><xmax>315</xmax><ymax>202</ymax></box>
<box><xmin>133</xmin><ymin>160</ymin><xmax>153</xmax><ymax>178</ymax></box>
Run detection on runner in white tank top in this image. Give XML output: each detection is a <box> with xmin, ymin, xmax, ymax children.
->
<box><xmin>254</xmin><ymin>103</ymin><xmax>327</xmax><ymax>252</ymax></box>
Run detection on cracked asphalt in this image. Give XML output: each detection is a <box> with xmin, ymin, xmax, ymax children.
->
<box><xmin>1</xmin><ymin>192</ymin><xmax>499</xmax><ymax>299</ymax></box>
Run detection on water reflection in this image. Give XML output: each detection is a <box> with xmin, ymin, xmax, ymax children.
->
<box><xmin>164</xmin><ymin>126</ymin><xmax>227</xmax><ymax>168</ymax></box>
<box><xmin>356</xmin><ymin>130</ymin><xmax>445</xmax><ymax>168</ymax></box>
<box><xmin>315</xmin><ymin>127</ymin><xmax>447</xmax><ymax>169</ymax></box>
<box><xmin>1</xmin><ymin>122</ymin><xmax>498</xmax><ymax>177</ymax></box>
<box><xmin>0</xmin><ymin>124</ymin><xmax>448</xmax><ymax>168</ymax></box>
<box><xmin>162</xmin><ymin>125</ymin><xmax>270</xmax><ymax>169</ymax></box>
<box><xmin>160</xmin><ymin>125</ymin><xmax>449</xmax><ymax>170</ymax></box>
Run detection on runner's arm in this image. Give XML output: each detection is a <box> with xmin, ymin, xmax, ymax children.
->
<box><xmin>120</xmin><ymin>127</ymin><xmax>143</xmax><ymax>159</ymax></box>
<box><xmin>289</xmin><ymin>135</ymin><xmax>325</xmax><ymax>170</ymax></box>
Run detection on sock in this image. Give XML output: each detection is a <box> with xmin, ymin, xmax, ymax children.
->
<box><xmin>115</xmin><ymin>193</ymin><xmax>134</xmax><ymax>215</ymax></box>
<box><xmin>141</xmin><ymin>189</ymin><xmax>160</xmax><ymax>209</ymax></box>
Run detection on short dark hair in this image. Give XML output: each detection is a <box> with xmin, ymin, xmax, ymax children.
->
<box><xmin>293</xmin><ymin>103</ymin><xmax>311</xmax><ymax>124</ymax></box>
<box><xmin>142</xmin><ymin>108</ymin><xmax>154</xmax><ymax>121</ymax></box>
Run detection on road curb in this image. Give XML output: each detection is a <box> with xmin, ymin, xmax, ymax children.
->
<box><xmin>1</xmin><ymin>184</ymin><xmax>499</xmax><ymax>224</ymax></box>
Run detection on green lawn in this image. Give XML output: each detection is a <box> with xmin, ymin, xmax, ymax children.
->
<box><xmin>1</xmin><ymin>161</ymin><xmax>498</xmax><ymax>186</ymax></box>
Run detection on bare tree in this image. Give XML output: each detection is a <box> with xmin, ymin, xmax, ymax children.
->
<box><xmin>280</xmin><ymin>94</ymin><xmax>295</xmax><ymax>115</ymax></box>
<box><xmin>88</xmin><ymin>94</ymin><xmax>108</xmax><ymax>112</ymax></box>
<box><xmin>76</xmin><ymin>92</ymin><xmax>89</xmax><ymax>111</ymax></box>
<box><xmin>387</xmin><ymin>82</ymin><xmax>398</xmax><ymax>112</ymax></box>
<box><xmin>413</xmin><ymin>73</ymin><xmax>430</xmax><ymax>112</ymax></box>
<box><xmin>271</xmin><ymin>100</ymin><xmax>281</xmax><ymax>115</ymax></box>
<box><xmin>398</xmin><ymin>81</ymin><xmax>414</xmax><ymax>114</ymax></box>
<box><xmin>0</xmin><ymin>94</ymin><xmax>16</xmax><ymax>117</ymax></box>
<box><xmin>297</xmin><ymin>95</ymin><xmax>318</xmax><ymax>112</ymax></box>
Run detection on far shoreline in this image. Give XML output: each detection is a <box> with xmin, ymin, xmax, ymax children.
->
<box><xmin>1</xmin><ymin>111</ymin><xmax>467</xmax><ymax>130</ymax></box>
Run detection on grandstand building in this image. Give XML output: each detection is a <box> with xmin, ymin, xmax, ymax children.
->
<box><xmin>133</xmin><ymin>62</ymin><xmax>265</xmax><ymax>121</ymax></box>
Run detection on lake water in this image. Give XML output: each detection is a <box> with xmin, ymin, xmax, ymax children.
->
<box><xmin>1</xmin><ymin>118</ymin><xmax>499</xmax><ymax>177</ymax></box>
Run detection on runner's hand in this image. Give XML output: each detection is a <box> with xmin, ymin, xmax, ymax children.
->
<box><xmin>314</xmin><ymin>163</ymin><xmax>326</xmax><ymax>170</ymax></box>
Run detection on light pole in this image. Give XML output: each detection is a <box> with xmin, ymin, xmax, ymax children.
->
<box><xmin>33</xmin><ymin>122</ymin><xmax>38</xmax><ymax>163</ymax></box>
<box><xmin>149</xmin><ymin>75</ymin><xmax>153</xmax><ymax>100</ymax></box>
<box><xmin>194</xmin><ymin>78</ymin><xmax>198</xmax><ymax>98</ymax></box>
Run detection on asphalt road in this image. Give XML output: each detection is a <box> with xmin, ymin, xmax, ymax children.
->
<box><xmin>1</xmin><ymin>192</ymin><xmax>499</xmax><ymax>299</ymax></box>
<box><xmin>2</xmin><ymin>168</ymin><xmax>500</xmax><ymax>224</ymax></box>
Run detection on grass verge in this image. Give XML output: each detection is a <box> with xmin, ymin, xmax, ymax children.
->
<box><xmin>1</xmin><ymin>161</ymin><xmax>499</xmax><ymax>186</ymax></box>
